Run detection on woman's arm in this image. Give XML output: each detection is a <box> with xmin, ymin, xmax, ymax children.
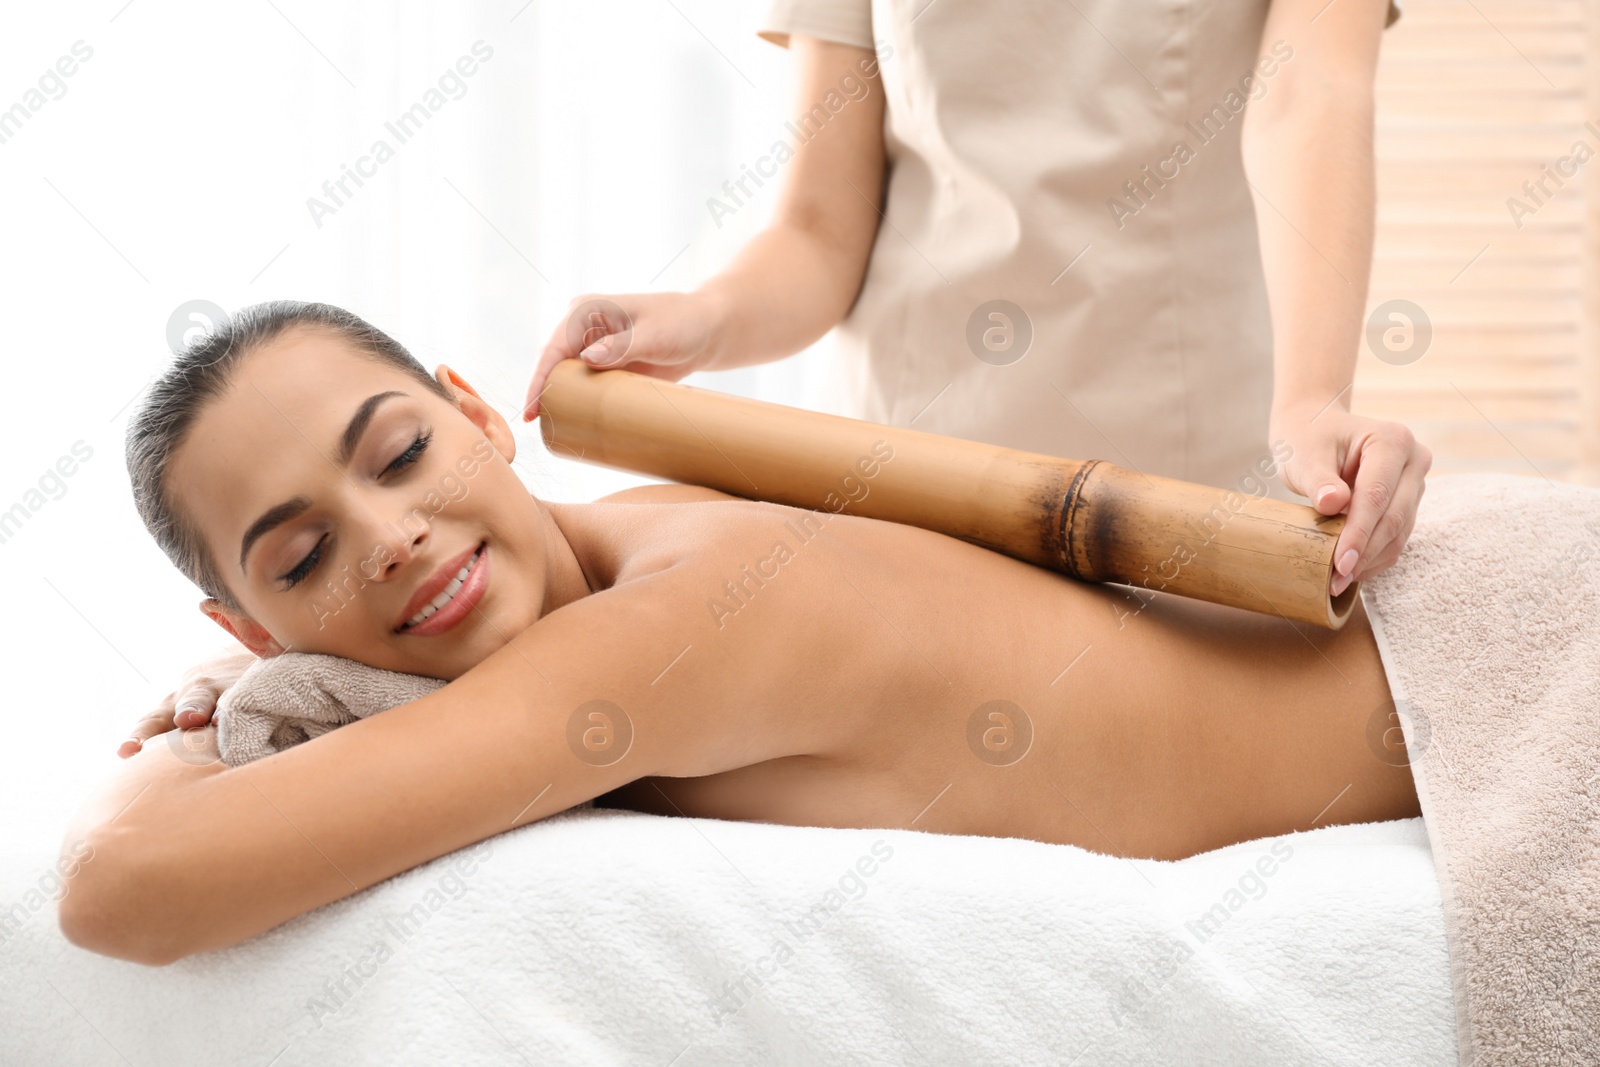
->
<box><xmin>57</xmin><ymin>554</ymin><xmax>828</xmax><ymax>965</ymax></box>
<box><xmin>523</xmin><ymin>35</ymin><xmax>886</xmax><ymax>416</ymax></box>
<box><xmin>1243</xmin><ymin>0</ymin><xmax>1431</xmax><ymax>590</ymax></box>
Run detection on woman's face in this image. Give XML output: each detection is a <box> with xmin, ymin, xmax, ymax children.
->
<box><xmin>168</xmin><ymin>326</ymin><xmax>554</xmax><ymax>680</ymax></box>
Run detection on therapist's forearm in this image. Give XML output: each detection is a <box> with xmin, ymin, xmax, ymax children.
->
<box><xmin>1243</xmin><ymin>83</ymin><xmax>1376</xmax><ymax>418</ymax></box>
<box><xmin>696</xmin><ymin>218</ymin><xmax>877</xmax><ymax>373</ymax></box>
<box><xmin>693</xmin><ymin>35</ymin><xmax>886</xmax><ymax>375</ymax></box>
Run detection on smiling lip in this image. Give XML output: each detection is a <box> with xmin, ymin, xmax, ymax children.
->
<box><xmin>394</xmin><ymin>541</ymin><xmax>489</xmax><ymax>636</ymax></box>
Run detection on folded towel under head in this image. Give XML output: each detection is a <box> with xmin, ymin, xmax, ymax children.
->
<box><xmin>214</xmin><ymin>652</ymin><xmax>445</xmax><ymax>767</ymax></box>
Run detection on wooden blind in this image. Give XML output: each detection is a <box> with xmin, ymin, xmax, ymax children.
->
<box><xmin>1359</xmin><ymin>0</ymin><xmax>1599</xmax><ymax>486</ymax></box>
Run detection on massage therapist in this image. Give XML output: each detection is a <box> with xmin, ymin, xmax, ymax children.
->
<box><xmin>523</xmin><ymin>0</ymin><xmax>1430</xmax><ymax>596</ymax></box>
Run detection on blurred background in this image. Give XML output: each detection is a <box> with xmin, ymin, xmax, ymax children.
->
<box><xmin>1363</xmin><ymin>0</ymin><xmax>1598</xmax><ymax>484</ymax></box>
<box><xmin>0</xmin><ymin>0</ymin><xmax>1595</xmax><ymax>854</ymax></box>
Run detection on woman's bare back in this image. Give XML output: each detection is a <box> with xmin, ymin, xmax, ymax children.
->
<box><xmin>557</xmin><ymin>485</ymin><xmax>1419</xmax><ymax>862</ymax></box>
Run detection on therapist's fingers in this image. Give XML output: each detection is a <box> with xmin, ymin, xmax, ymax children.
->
<box><xmin>1349</xmin><ymin>467</ymin><xmax>1427</xmax><ymax>587</ymax></box>
<box><xmin>524</xmin><ymin>296</ymin><xmax>635</xmax><ymax>420</ymax></box>
<box><xmin>1330</xmin><ymin>423</ymin><xmax>1429</xmax><ymax>594</ymax></box>
<box><xmin>1347</xmin><ymin>512</ymin><xmax>1411</xmax><ymax>588</ymax></box>
<box><xmin>524</xmin><ymin>338</ymin><xmax>573</xmax><ymax>423</ymax></box>
<box><xmin>571</xmin><ymin>301</ymin><xmax>634</xmax><ymax>363</ymax></box>
<box><xmin>1278</xmin><ymin>442</ymin><xmax>1352</xmax><ymax>517</ymax></box>
<box><xmin>1352</xmin><ymin>433</ymin><xmax>1430</xmax><ymax>584</ymax></box>
<box><xmin>525</xmin><ymin>293</ymin><xmax>717</xmax><ymax>420</ymax></box>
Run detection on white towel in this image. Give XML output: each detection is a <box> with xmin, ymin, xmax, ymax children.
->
<box><xmin>7</xmin><ymin>813</ymin><xmax>1455</xmax><ymax>1064</ymax></box>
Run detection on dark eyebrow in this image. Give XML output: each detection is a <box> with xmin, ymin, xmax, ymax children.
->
<box><xmin>238</xmin><ymin>390</ymin><xmax>409</xmax><ymax>574</ymax></box>
<box><xmin>239</xmin><ymin>497</ymin><xmax>313</xmax><ymax>573</ymax></box>
<box><xmin>337</xmin><ymin>390</ymin><xmax>408</xmax><ymax>467</ymax></box>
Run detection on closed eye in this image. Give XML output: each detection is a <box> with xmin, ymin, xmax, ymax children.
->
<box><xmin>281</xmin><ymin>532</ymin><xmax>327</xmax><ymax>588</ymax></box>
<box><xmin>278</xmin><ymin>429</ymin><xmax>432</xmax><ymax>590</ymax></box>
<box><xmin>386</xmin><ymin>428</ymin><xmax>433</xmax><ymax>475</ymax></box>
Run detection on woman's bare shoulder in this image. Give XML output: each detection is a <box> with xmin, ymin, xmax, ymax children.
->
<box><xmin>562</xmin><ymin>485</ymin><xmax>796</xmax><ymax>588</ymax></box>
<box><xmin>593</xmin><ymin>483</ymin><xmax>743</xmax><ymax>505</ymax></box>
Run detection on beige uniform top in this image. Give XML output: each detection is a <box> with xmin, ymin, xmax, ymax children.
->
<box><xmin>759</xmin><ymin>0</ymin><xmax>1399</xmax><ymax>496</ymax></box>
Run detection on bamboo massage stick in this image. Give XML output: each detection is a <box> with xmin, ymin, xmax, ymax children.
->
<box><xmin>538</xmin><ymin>360</ymin><xmax>1359</xmax><ymax>630</ymax></box>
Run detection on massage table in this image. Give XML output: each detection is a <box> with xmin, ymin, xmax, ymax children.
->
<box><xmin>4</xmin><ymin>786</ymin><xmax>1456</xmax><ymax>1064</ymax></box>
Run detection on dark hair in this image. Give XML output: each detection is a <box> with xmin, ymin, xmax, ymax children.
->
<box><xmin>125</xmin><ymin>300</ymin><xmax>452</xmax><ymax>613</ymax></box>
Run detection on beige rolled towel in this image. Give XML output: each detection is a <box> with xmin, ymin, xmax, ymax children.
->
<box><xmin>1360</xmin><ymin>471</ymin><xmax>1600</xmax><ymax>1065</ymax></box>
<box><xmin>213</xmin><ymin>652</ymin><xmax>444</xmax><ymax>768</ymax></box>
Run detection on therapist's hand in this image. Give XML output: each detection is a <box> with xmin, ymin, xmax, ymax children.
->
<box><xmin>1269</xmin><ymin>402</ymin><xmax>1432</xmax><ymax>597</ymax></box>
<box><xmin>117</xmin><ymin>644</ymin><xmax>257</xmax><ymax>758</ymax></box>
<box><xmin>523</xmin><ymin>290</ymin><xmax>726</xmax><ymax>421</ymax></box>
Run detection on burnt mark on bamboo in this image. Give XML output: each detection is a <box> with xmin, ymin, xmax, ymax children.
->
<box><xmin>1030</xmin><ymin>464</ymin><xmax>1072</xmax><ymax>576</ymax></box>
<box><xmin>1058</xmin><ymin>459</ymin><xmax>1102</xmax><ymax>580</ymax></box>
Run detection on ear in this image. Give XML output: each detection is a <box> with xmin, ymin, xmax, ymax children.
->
<box><xmin>200</xmin><ymin>598</ymin><xmax>286</xmax><ymax>658</ymax></box>
<box><xmin>436</xmin><ymin>364</ymin><xmax>516</xmax><ymax>464</ymax></box>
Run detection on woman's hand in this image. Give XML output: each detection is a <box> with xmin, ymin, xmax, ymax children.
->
<box><xmin>118</xmin><ymin>644</ymin><xmax>258</xmax><ymax>759</ymax></box>
<box><xmin>522</xmin><ymin>290</ymin><xmax>726</xmax><ymax>421</ymax></box>
<box><xmin>1270</xmin><ymin>402</ymin><xmax>1432</xmax><ymax>597</ymax></box>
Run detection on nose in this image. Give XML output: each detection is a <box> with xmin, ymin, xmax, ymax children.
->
<box><xmin>361</xmin><ymin>507</ymin><xmax>429</xmax><ymax>580</ymax></box>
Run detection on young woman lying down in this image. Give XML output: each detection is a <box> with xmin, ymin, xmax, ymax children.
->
<box><xmin>59</xmin><ymin>301</ymin><xmax>1420</xmax><ymax>965</ymax></box>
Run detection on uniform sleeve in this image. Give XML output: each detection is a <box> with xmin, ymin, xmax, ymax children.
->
<box><xmin>756</xmin><ymin>0</ymin><xmax>874</xmax><ymax>50</ymax></box>
<box><xmin>1386</xmin><ymin>0</ymin><xmax>1403</xmax><ymax>29</ymax></box>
